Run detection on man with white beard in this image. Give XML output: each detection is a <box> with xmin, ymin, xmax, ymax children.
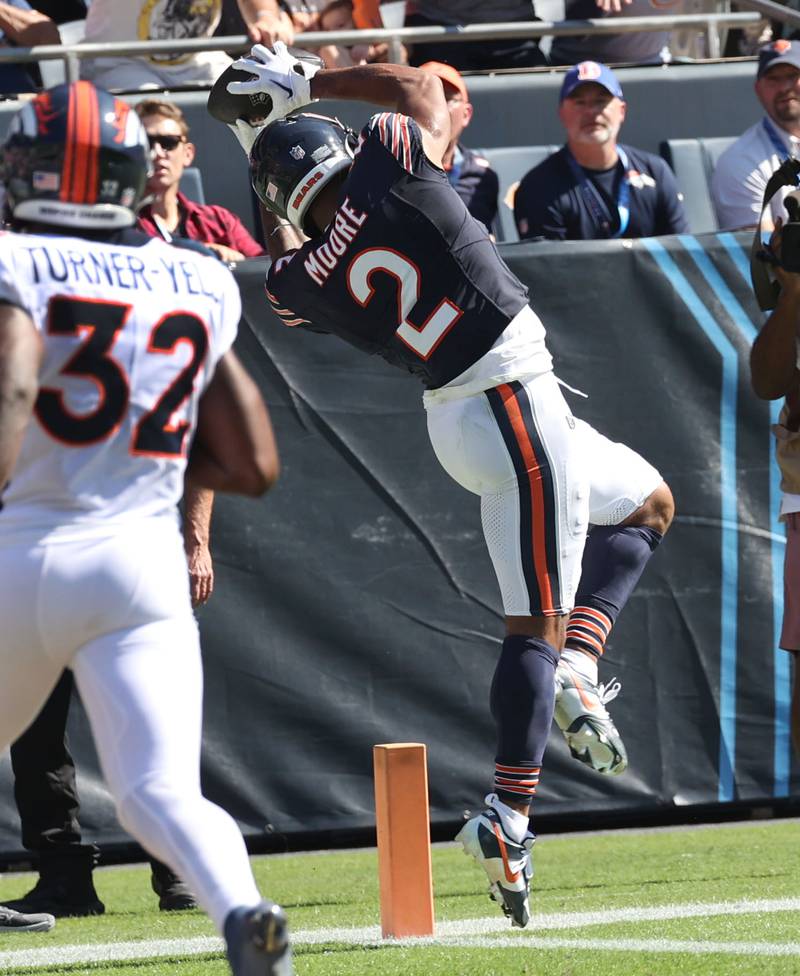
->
<box><xmin>513</xmin><ymin>61</ymin><xmax>688</xmax><ymax>241</ymax></box>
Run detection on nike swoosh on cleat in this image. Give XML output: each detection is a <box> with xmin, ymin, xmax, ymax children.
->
<box><xmin>566</xmin><ymin>666</ymin><xmax>598</xmax><ymax>712</ymax></box>
<box><xmin>492</xmin><ymin>823</ymin><xmax>520</xmax><ymax>883</ymax></box>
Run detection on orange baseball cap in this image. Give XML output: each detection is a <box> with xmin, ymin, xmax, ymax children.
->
<box><xmin>419</xmin><ymin>61</ymin><xmax>469</xmax><ymax>102</ymax></box>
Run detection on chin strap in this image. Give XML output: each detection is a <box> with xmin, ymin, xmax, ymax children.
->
<box><xmin>751</xmin><ymin>156</ymin><xmax>800</xmax><ymax>311</ymax></box>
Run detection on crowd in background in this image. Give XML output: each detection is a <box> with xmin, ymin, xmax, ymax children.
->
<box><xmin>0</xmin><ymin>0</ymin><xmax>788</xmax><ymax>94</ymax></box>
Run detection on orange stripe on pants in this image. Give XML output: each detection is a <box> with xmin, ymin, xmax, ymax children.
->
<box><xmin>496</xmin><ymin>383</ymin><xmax>554</xmax><ymax>613</ymax></box>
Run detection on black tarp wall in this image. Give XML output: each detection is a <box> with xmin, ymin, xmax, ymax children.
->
<box><xmin>0</xmin><ymin>232</ymin><xmax>796</xmax><ymax>857</ymax></box>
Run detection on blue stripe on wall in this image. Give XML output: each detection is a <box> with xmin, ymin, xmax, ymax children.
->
<box><xmin>642</xmin><ymin>237</ymin><xmax>738</xmax><ymax>803</ymax></box>
<box><xmin>716</xmin><ymin>232</ymin><xmax>791</xmax><ymax>796</ymax></box>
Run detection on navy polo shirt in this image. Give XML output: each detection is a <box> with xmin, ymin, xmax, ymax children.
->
<box><xmin>447</xmin><ymin>144</ymin><xmax>499</xmax><ymax>234</ymax></box>
<box><xmin>514</xmin><ymin>144</ymin><xmax>688</xmax><ymax>241</ymax></box>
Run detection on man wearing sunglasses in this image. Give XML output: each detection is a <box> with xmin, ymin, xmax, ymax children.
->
<box><xmin>135</xmin><ymin>98</ymin><xmax>264</xmax><ymax>264</ymax></box>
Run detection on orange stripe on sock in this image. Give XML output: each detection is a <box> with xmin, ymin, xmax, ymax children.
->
<box><xmin>565</xmin><ymin>629</ymin><xmax>605</xmax><ymax>654</ymax></box>
<box><xmin>496</xmin><ymin>383</ymin><xmax>553</xmax><ymax>612</ymax></box>
<box><xmin>572</xmin><ymin>606</ymin><xmax>612</xmax><ymax>629</ymax></box>
<box><xmin>568</xmin><ymin>617</ymin><xmax>607</xmax><ymax>640</ymax></box>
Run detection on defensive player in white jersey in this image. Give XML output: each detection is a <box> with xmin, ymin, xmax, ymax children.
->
<box><xmin>0</xmin><ymin>82</ymin><xmax>290</xmax><ymax>976</ymax></box>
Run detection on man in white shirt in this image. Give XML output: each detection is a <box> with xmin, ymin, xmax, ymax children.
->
<box><xmin>712</xmin><ymin>40</ymin><xmax>800</xmax><ymax>231</ymax></box>
<box><xmin>80</xmin><ymin>0</ymin><xmax>294</xmax><ymax>90</ymax></box>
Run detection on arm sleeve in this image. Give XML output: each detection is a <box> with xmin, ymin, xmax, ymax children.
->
<box><xmin>361</xmin><ymin>112</ymin><xmax>423</xmax><ymax>174</ymax></box>
<box><xmin>265</xmin><ymin>255</ymin><xmax>324</xmax><ymax>331</ymax></box>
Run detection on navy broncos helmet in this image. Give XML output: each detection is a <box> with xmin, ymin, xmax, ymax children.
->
<box><xmin>1</xmin><ymin>81</ymin><xmax>151</xmax><ymax>230</ymax></box>
<box><xmin>250</xmin><ymin>113</ymin><xmax>357</xmax><ymax>236</ymax></box>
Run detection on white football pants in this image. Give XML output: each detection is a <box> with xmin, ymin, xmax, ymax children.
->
<box><xmin>0</xmin><ymin>517</ymin><xmax>261</xmax><ymax>931</ymax></box>
<box><xmin>426</xmin><ymin>371</ymin><xmax>662</xmax><ymax>616</ymax></box>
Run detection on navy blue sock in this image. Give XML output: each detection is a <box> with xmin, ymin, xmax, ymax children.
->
<box><xmin>489</xmin><ymin>634</ymin><xmax>558</xmax><ymax>805</ymax></box>
<box><xmin>566</xmin><ymin>525</ymin><xmax>662</xmax><ymax>659</ymax></box>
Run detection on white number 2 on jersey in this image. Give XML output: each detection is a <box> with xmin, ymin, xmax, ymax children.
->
<box><xmin>347</xmin><ymin>248</ymin><xmax>462</xmax><ymax>360</ymax></box>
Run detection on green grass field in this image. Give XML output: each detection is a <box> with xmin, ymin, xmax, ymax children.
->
<box><xmin>0</xmin><ymin>818</ymin><xmax>798</xmax><ymax>976</ymax></box>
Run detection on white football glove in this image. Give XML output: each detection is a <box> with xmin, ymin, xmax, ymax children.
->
<box><xmin>227</xmin><ymin>42</ymin><xmax>320</xmax><ymax>124</ymax></box>
<box><xmin>226</xmin><ymin>117</ymin><xmax>267</xmax><ymax>156</ymax></box>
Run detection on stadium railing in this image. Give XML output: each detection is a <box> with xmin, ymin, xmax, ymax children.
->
<box><xmin>0</xmin><ymin>8</ymin><xmax>786</xmax><ymax>85</ymax></box>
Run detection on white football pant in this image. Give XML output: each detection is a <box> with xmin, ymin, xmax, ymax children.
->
<box><xmin>0</xmin><ymin>517</ymin><xmax>261</xmax><ymax>930</ymax></box>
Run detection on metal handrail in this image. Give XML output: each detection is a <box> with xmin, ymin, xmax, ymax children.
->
<box><xmin>0</xmin><ymin>14</ymin><xmax>763</xmax><ymax>86</ymax></box>
<box><xmin>0</xmin><ymin>0</ymin><xmax>794</xmax><ymax>88</ymax></box>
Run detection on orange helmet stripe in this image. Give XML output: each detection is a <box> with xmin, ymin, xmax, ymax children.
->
<box><xmin>61</xmin><ymin>82</ymin><xmax>101</xmax><ymax>205</ymax></box>
<box><xmin>60</xmin><ymin>84</ymin><xmax>77</xmax><ymax>202</ymax></box>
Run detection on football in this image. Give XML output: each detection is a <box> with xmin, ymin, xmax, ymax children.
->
<box><xmin>207</xmin><ymin>49</ymin><xmax>325</xmax><ymax>125</ymax></box>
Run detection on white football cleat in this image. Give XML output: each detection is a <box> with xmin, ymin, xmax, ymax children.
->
<box><xmin>455</xmin><ymin>794</ymin><xmax>534</xmax><ymax>928</ymax></box>
<box><xmin>554</xmin><ymin>661</ymin><xmax>628</xmax><ymax>775</ymax></box>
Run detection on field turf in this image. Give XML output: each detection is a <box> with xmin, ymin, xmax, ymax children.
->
<box><xmin>0</xmin><ymin>818</ymin><xmax>797</xmax><ymax>975</ymax></box>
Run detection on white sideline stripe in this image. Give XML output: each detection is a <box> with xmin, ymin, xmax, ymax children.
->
<box><xmin>435</xmin><ymin>936</ymin><xmax>800</xmax><ymax>956</ymax></box>
<box><xmin>0</xmin><ymin>896</ymin><xmax>799</xmax><ymax>969</ymax></box>
<box><xmin>506</xmin><ymin>895</ymin><xmax>800</xmax><ymax>932</ymax></box>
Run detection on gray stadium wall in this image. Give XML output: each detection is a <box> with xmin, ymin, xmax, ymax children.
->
<box><xmin>0</xmin><ymin>60</ymin><xmax>764</xmax><ymax>239</ymax></box>
<box><xmin>0</xmin><ymin>231</ymin><xmax>797</xmax><ymax>858</ymax></box>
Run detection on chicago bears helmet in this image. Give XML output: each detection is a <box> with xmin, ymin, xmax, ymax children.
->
<box><xmin>250</xmin><ymin>113</ymin><xmax>357</xmax><ymax>236</ymax></box>
<box><xmin>0</xmin><ymin>81</ymin><xmax>151</xmax><ymax>230</ymax></box>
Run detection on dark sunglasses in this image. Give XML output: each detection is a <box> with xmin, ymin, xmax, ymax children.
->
<box><xmin>148</xmin><ymin>133</ymin><xmax>185</xmax><ymax>152</ymax></box>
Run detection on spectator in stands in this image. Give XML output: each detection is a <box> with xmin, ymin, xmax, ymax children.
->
<box><xmin>79</xmin><ymin>0</ymin><xmax>294</xmax><ymax>90</ymax></box>
<box><xmin>550</xmin><ymin>0</ymin><xmax>680</xmax><ymax>67</ymax></box>
<box><xmin>749</xmin><ymin>224</ymin><xmax>800</xmax><ymax>759</ymax></box>
<box><xmin>28</xmin><ymin>0</ymin><xmax>85</xmax><ymax>23</ymax></box>
<box><xmin>406</xmin><ymin>0</ymin><xmax>547</xmax><ymax>71</ymax></box>
<box><xmin>135</xmin><ymin>98</ymin><xmax>264</xmax><ymax>261</ymax></box>
<box><xmin>514</xmin><ymin>61</ymin><xmax>688</xmax><ymax>240</ymax></box>
<box><xmin>0</xmin><ymin>1</ymin><xmax>59</xmax><ymax>93</ymax></box>
<box><xmin>712</xmin><ymin>40</ymin><xmax>800</xmax><ymax>232</ymax></box>
<box><xmin>420</xmin><ymin>60</ymin><xmax>498</xmax><ymax>233</ymax></box>
<box><xmin>315</xmin><ymin>0</ymin><xmax>407</xmax><ymax>67</ymax></box>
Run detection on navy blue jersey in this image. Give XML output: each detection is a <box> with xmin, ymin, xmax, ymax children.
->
<box><xmin>266</xmin><ymin>113</ymin><xmax>528</xmax><ymax>389</ymax></box>
<box><xmin>514</xmin><ymin>144</ymin><xmax>688</xmax><ymax>241</ymax></box>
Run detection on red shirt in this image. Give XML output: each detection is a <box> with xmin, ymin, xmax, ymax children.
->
<box><xmin>137</xmin><ymin>192</ymin><xmax>264</xmax><ymax>257</ymax></box>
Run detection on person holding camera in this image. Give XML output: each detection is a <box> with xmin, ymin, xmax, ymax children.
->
<box><xmin>750</xmin><ymin>218</ymin><xmax>800</xmax><ymax>758</ymax></box>
<box><xmin>712</xmin><ymin>40</ymin><xmax>800</xmax><ymax>232</ymax></box>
